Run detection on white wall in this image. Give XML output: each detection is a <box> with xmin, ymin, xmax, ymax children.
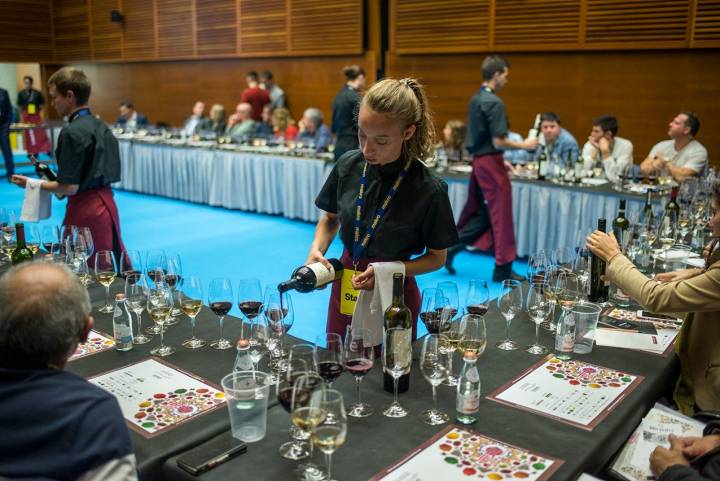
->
<box><xmin>0</xmin><ymin>63</ymin><xmax>18</xmax><ymax>104</ymax></box>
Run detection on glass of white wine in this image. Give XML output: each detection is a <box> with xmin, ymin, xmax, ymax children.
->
<box><xmin>94</xmin><ymin>250</ymin><xmax>117</xmax><ymax>313</ymax></box>
<box><xmin>497</xmin><ymin>279</ymin><xmax>522</xmax><ymax>350</ymax></box>
<box><xmin>419</xmin><ymin>334</ymin><xmax>449</xmax><ymax>425</ymax></box>
<box><xmin>526</xmin><ymin>283</ymin><xmax>552</xmax><ymax>355</ymax></box>
<box><xmin>26</xmin><ymin>223</ymin><xmax>40</xmax><ymax>255</ymax></box>
<box><xmin>309</xmin><ymin>389</ymin><xmax>346</xmax><ymax>481</ymax></box>
<box><xmin>458</xmin><ymin>314</ymin><xmax>487</xmax><ymax>358</ymax></box>
<box><xmin>180</xmin><ymin>275</ymin><xmax>205</xmax><ymax>349</ymax></box>
<box><xmin>148</xmin><ymin>285</ymin><xmax>175</xmax><ymax>357</ymax></box>
<box><xmin>440</xmin><ymin>308</ymin><xmax>465</xmax><ymax>387</ymax></box>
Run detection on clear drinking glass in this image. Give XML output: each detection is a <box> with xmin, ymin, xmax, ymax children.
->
<box><xmin>125</xmin><ymin>273</ymin><xmax>152</xmax><ymax>344</ymax></box>
<box><xmin>208</xmin><ymin>277</ymin><xmax>233</xmax><ymax>350</ymax></box>
<box><xmin>497</xmin><ymin>279</ymin><xmax>522</xmax><ymax>350</ymax></box>
<box><xmin>343</xmin><ymin>326</ymin><xmax>374</xmax><ymax>418</ymax></box>
<box><xmin>94</xmin><ymin>250</ymin><xmax>117</xmax><ymax>313</ymax></box>
<box><xmin>309</xmin><ymin>389</ymin><xmax>347</xmax><ymax>481</ymax></box>
<box><xmin>180</xmin><ymin>275</ymin><xmax>205</xmax><ymax>349</ymax></box>
<box><xmin>526</xmin><ymin>282</ymin><xmax>552</xmax><ymax>355</ymax></box>
<box><xmin>148</xmin><ymin>284</ymin><xmax>175</xmax><ymax>356</ymax></box>
<box><xmin>419</xmin><ymin>334</ymin><xmax>450</xmax><ymax>425</ymax></box>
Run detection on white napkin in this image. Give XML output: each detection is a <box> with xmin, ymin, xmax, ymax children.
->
<box><xmin>20</xmin><ymin>177</ymin><xmax>51</xmax><ymax>222</ymax></box>
<box><xmin>351</xmin><ymin>261</ymin><xmax>405</xmax><ymax>347</ymax></box>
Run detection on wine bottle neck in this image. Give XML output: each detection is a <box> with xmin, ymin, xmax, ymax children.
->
<box><xmin>277</xmin><ymin>278</ymin><xmax>298</xmax><ymax>293</ymax></box>
<box><xmin>392</xmin><ymin>276</ymin><xmax>404</xmax><ymax>304</ymax></box>
<box><xmin>15</xmin><ymin>225</ymin><xmax>26</xmax><ymax>246</ymax></box>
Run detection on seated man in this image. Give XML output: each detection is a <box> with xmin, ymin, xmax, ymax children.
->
<box><xmin>116</xmin><ymin>101</ymin><xmax>149</xmax><ymax>130</ymax></box>
<box><xmin>255</xmin><ymin>104</ymin><xmax>274</xmax><ymax>138</ymax></box>
<box><xmin>0</xmin><ymin>261</ymin><xmax>137</xmax><ymax>481</ymax></box>
<box><xmin>226</xmin><ymin>102</ymin><xmax>256</xmax><ymax>143</ymax></box>
<box><xmin>640</xmin><ymin>111</ymin><xmax>707</xmax><ymax>182</ymax></box>
<box><xmin>532</xmin><ymin>112</ymin><xmax>579</xmax><ymax>176</ymax></box>
<box><xmin>581</xmin><ymin>115</ymin><xmax>634</xmax><ymax>182</ymax></box>
<box><xmin>183</xmin><ymin>101</ymin><xmax>206</xmax><ymax>136</ymax></box>
<box><xmin>296</xmin><ymin>107</ymin><xmax>332</xmax><ymax>151</ymax></box>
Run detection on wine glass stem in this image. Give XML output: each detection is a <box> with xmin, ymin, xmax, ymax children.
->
<box><xmin>190</xmin><ymin>318</ymin><xmax>196</xmax><ymax>339</ymax></box>
<box><xmin>326</xmin><ymin>452</ymin><xmax>333</xmax><ymax>480</ymax></box>
<box><xmin>135</xmin><ymin>311</ymin><xmax>142</xmax><ymax>333</ymax></box>
<box><xmin>432</xmin><ymin>385</ymin><xmax>438</xmax><ymax>411</ymax></box>
<box><xmin>535</xmin><ymin>322</ymin><xmax>540</xmax><ymax>346</ymax></box>
<box><xmin>159</xmin><ymin>324</ymin><xmax>165</xmax><ymax>348</ymax></box>
<box><xmin>447</xmin><ymin>354</ymin><xmax>454</xmax><ymax>379</ymax></box>
<box><xmin>355</xmin><ymin>377</ymin><xmax>363</xmax><ymax>405</ymax></box>
<box><xmin>393</xmin><ymin>376</ymin><xmax>399</xmax><ymax>404</ymax></box>
<box><xmin>505</xmin><ymin>318</ymin><xmax>511</xmax><ymax>340</ymax></box>
<box><xmin>219</xmin><ymin>316</ymin><xmax>225</xmax><ymax>339</ymax></box>
<box><xmin>104</xmin><ymin>286</ymin><xmax>110</xmax><ymax>308</ymax></box>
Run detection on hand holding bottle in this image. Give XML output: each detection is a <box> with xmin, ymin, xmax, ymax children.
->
<box><xmin>522</xmin><ymin>137</ymin><xmax>539</xmax><ymax>151</ymax></box>
<box><xmin>305</xmin><ymin>248</ymin><xmax>333</xmax><ymax>271</ymax></box>
<box><xmin>10</xmin><ymin>174</ymin><xmax>28</xmax><ymax>188</ymax></box>
<box><xmin>351</xmin><ymin>265</ymin><xmax>375</xmax><ymax>291</ymax></box>
<box><xmin>586</xmin><ymin>230</ymin><xmax>621</xmax><ymax>263</ymax></box>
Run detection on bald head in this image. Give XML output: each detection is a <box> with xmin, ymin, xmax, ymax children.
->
<box><xmin>236</xmin><ymin>102</ymin><xmax>253</xmax><ymax>120</ymax></box>
<box><xmin>0</xmin><ymin>261</ymin><xmax>91</xmax><ymax>368</ymax></box>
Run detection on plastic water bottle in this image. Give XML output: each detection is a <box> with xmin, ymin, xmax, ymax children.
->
<box><xmin>554</xmin><ymin>311</ymin><xmax>575</xmax><ymax>361</ymax></box>
<box><xmin>112</xmin><ymin>293</ymin><xmax>134</xmax><ymax>351</ymax></box>
<box><xmin>456</xmin><ymin>352</ymin><xmax>481</xmax><ymax>424</ymax></box>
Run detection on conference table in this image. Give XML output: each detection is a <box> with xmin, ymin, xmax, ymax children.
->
<box><xmin>2</xmin><ymin>262</ymin><xmax>673</xmax><ymax>481</ymax></box>
<box><xmin>114</xmin><ymin>138</ymin><xmax>657</xmax><ymax>257</ymax></box>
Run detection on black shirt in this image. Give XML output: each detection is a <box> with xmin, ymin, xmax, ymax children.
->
<box><xmin>465</xmin><ymin>87</ymin><xmax>508</xmax><ymax>156</ymax></box>
<box><xmin>56</xmin><ymin>112</ymin><xmax>121</xmax><ymax>193</ymax></box>
<box><xmin>331</xmin><ymin>85</ymin><xmax>361</xmax><ymax>159</ymax></box>
<box><xmin>315</xmin><ymin>150</ymin><xmax>459</xmax><ymax>261</ymax></box>
<box><xmin>16</xmin><ymin>88</ymin><xmax>44</xmax><ymax>109</ymax></box>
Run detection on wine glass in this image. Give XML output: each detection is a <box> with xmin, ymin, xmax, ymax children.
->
<box><xmin>77</xmin><ymin>227</ymin><xmax>94</xmax><ymax>261</ymax></box>
<box><xmin>164</xmin><ymin>254</ymin><xmax>183</xmax><ymax>324</ymax></box>
<box><xmin>542</xmin><ymin>266</ymin><xmax>562</xmax><ymax>332</ymax></box>
<box><xmin>25</xmin><ymin>224</ymin><xmax>40</xmax><ymax>255</ymax></box>
<box><xmin>40</xmin><ymin>224</ymin><xmax>60</xmax><ymax>253</ymax></box>
<box><xmin>145</xmin><ymin>250</ymin><xmax>167</xmax><ymax>287</ymax></box>
<box><xmin>465</xmin><ymin>279</ymin><xmax>490</xmax><ymax>316</ymax></box>
<box><xmin>125</xmin><ymin>273</ymin><xmax>152</xmax><ymax>344</ymax></box>
<box><xmin>458</xmin><ymin>314</ymin><xmax>487</xmax><ymax>358</ymax></box>
<box><xmin>208</xmin><ymin>277</ymin><xmax>233</xmax><ymax>350</ymax></box>
<box><xmin>526</xmin><ymin>283</ymin><xmax>552</xmax><ymax>355</ymax></box>
<box><xmin>527</xmin><ymin>251</ymin><xmax>549</xmax><ymax>284</ymax></box>
<box><xmin>148</xmin><ymin>284</ymin><xmax>175</xmax><ymax>356</ymax></box>
<box><xmin>573</xmin><ymin>248</ymin><xmax>591</xmax><ymax>296</ymax></box>
<box><xmin>419</xmin><ymin>287</ymin><xmax>444</xmax><ymax>335</ymax></box>
<box><xmin>440</xmin><ymin>311</ymin><xmax>465</xmax><ymax>387</ymax></box>
<box><xmin>382</xmin><ymin>327</ymin><xmax>411</xmax><ymax>418</ymax></box>
<box><xmin>315</xmin><ymin>333</ymin><xmax>344</xmax><ymax>388</ymax></box>
<box><xmin>436</xmin><ymin>281</ymin><xmax>460</xmax><ymax>318</ymax></box>
<box><xmin>343</xmin><ymin>326</ymin><xmax>374</xmax><ymax>418</ymax></box>
<box><xmin>1</xmin><ymin>208</ymin><xmax>17</xmax><ymax>243</ymax></box>
<box><xmin>246</xmin><ymin>315</ymin><xmax>269</xmax><ymax>371</ymax></box>
<box><xmin>278</xmin><ymin>365</ymin><xmax>323</xmax><ymax>460</ymax></box>
<box><xmin>419</xmin><ymin>334</ymin><xmax>450</xmax><ymax>425</ymax></box>
<box><xmin>552</xmin><ymin>246</ymin><xmax>576</xmax><ymax>273</ymax></box>
<box><xmin>76</xmin><ymin>257</ymin><xmax>92</xmax><ymax>287</ymax></box>
<box><xmin>237</xmin><ymin>278</ymin><xmax>263</xmax><ymax>321</ymax></box>
<box><xmin>659</xmin><ymin>214</ymin><xmax>676</xmax><ymax>268</ymax></box>
<box><xmin>94</xmin><ymin>251</ymin><xmax>117</xmax><ymax>313</ymax></box>
<box><xmin>120</xmin><ymin>250</ymin><xmax>143</xmax><ymax>278</ymax></box>
<box><xmin>497</xmin><ymin>279</ymin><xmax>522</xmax><ymax>350</ymax></box>
<box><xmin>264</xmin><ymin>287</ymin><xmax>294</xmax><ymax>358</ymax></box>
<box><xmin>180</xmin><ymin>275</ymin><xmax>205</xmax><ymax>349</ymax></box>
<box><xmin>309</xmin><ymin>389</ymin><xmax>347</xmax><ymax>481</ymax></box>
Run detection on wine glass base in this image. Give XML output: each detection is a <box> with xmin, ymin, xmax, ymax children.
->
<box><xmin>382</xmin><ymin>401</ymin><xmax>408</xmax><ymax>418</ymax></box>
<box><xmin>150</xmin><ymin>345</ymin><xmax>175</xmax><ymax>357</ymax></box>
<box><xmin>540</xmin><ymin>321</ymin><xmax>556</xmax><ymax>332</ymax></box>
<box><xmin>419</xmin><ymin>408</ymin><xmax>449</xmax><ymax>425</ymax></box>
<box><xmin>98</xmin><ymin>304</ymin><xmax>114</xmax><ymax>314</ymax></box>
<box><xmin>295</xmin><ymin>462</ymin><xmax>326</xmax><ymax>481</ymax></box>
<box><xmin>526</xmin><ymin>344</ymin><xmax>549</xmax><ymax>355</ymax></box>
<box><xmin>348</xmin><ymin>402</ymin><xmax>374</xmax><ymax>418</ymax></box>
<box><xmin>182</xmin><ymin>338</ymin><xmax>206</xmax><ymax>349</ymax></box>
<box><xmin>133</xmin><ymin>334</ymin><xmax>152</xmax><ymax>344</ymax></box>
<box><xmin>496</xmin><ymin>339</ymin><xmax>519</xmax><ymax>350</ymax></box>
<box><xmin>210</xmin><ymin>338</ymin><xmax>233</xmax><ymax>350</ymax></box>
<box><xmin>442</xmin><ymin>375</ymin><xmax>459</xmax><ymax>387</ymax></box>
<box><xmin>146</xmin><ymin>325</ymin><xmax>166</xmax><ymax>335</ymax></box>
<box><xmin>278</xmin><ymin>440</ymin><xmax>310</xmax><ymax>460</ymax></box>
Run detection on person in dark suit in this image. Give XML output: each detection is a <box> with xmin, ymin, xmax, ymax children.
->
<box><xmin>331</xmin><ymin>65</ymin><xmax>366</xmax><ymax>160</ymax></box>
<box><xmin>0</xmin><ymin>87</ymin><xmax>13</xmax><ymax>179</ymax></box>
<box><xmin>116</xmin><ymin>101</ymin><xmax>149</xmax><ymax>130</ymax></box>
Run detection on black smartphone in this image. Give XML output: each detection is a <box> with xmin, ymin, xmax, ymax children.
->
<box><xmin>177</xmin><ymin>433</ymin><xmax>247</xmax><ymax>476</ymax></box>
<box><xmin>637</xmin><ymin>310</ymin><xmax>680</xmax><ymax>323</ymax></box>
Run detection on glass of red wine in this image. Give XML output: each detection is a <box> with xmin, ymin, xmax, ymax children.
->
<box><xmin>314</xmin><ymin>333</ymin><xmax>344</xmax><ymax>388</ymax></box>
<box><xmin>120</xmin><ymin>250</ymin><xmax>143</xmax><ymax>280</ymax></box>
<box><xmin>237</xmin><ymin>278</ymin><xmax>263</xmax><ymax>321</ymax></box>
<box><xmin>208</xmin><ymin>277</ymin><xmax>233</xmax><ymax>350</ymax></box>
<box><xmin>437</xmin><ymin>281</ymin><xmax>460</xmax><ymax>319</ymax></box>
<box><xmin>164</xmin><ymin>253</ymin><xmax>183</xmax><ymax>324</ymax></box>
<box><xmin>420</xmin><ymin>287</ymin><xmax>442</xmax><ymax>335</ymax></box>
<box><xmin>344</xmin><ymin>326</ymin><xmax>374</xmax><ymax>418</ymax></box>
<box><xmin>39</xmin><ymin>224</ymin><xmax>60</xmax><ymax>254</ymax></box>
<box><xmin>145</xmin><ymin>250</ymin><xmax>167</xmax><ymax>288</ymax></box>
<box><xmin>465</xmin><ymin>279</ymin><xmax>490</xmax><ymax>317</ymax></box>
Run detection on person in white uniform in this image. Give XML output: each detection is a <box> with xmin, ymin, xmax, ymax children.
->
<box><xmin>640</xmin><ymin>111</ymin><xmax>707</xmax><ymax>182</ymax></box>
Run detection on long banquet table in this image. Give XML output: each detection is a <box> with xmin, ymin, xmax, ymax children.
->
<box><xmin>115</xmin><ymin>139</ymin><xmax>653</xmax><ymax>257</ymax></box>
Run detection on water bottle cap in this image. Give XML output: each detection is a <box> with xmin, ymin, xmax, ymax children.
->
<box><xmin>236</xmin><ymin>338</ymin><xmax>250</xmax><ymax>349</ymax></box>
<box><xmin>463</xmin><ymin>351</ymin><xmax>477</xmax><ymax>361</ymax></box>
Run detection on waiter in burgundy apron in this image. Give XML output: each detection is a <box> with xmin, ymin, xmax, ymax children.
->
<box><xmin>16</xmin><ymin>76</ymin><xmax>52</xmax><ymax>156</ymax></box>
<box><xmin>308</xmin><ymin>77</ymin><xmax>458</xmax><ymax>339</ymax></box>
<box><xmin>445</xmin><ymin>55</ymin><xmax>538</xmax><ymax>282</ymax></box>
<box><xmin>12</xmin><ymin>67</ymin><xmax>127</xmax><ymax>264</ymax></box>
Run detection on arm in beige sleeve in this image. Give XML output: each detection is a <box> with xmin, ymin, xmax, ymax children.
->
<box><xmin>607</xmin><ymin>256</ymin><xmax>720</xmax><ymax>314</ymax></box>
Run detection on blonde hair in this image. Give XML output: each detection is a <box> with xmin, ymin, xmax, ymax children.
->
<box><xmin>444</xmin><ymin>120</ymin><xmax>466</xmax><ymax>152</ymax></box>
<box><xmin>362</xmin><ymin>78</ymin><xmax>435</xmax><ymax>162</ymax></box>
<box><xmin>272</xmin><ymin>107</ymin><xmax>295</xmax><ymax>133</ymax></box>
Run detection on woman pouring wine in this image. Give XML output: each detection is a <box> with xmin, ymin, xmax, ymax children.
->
<box><xmin>304</xmin><ymin>77</ymin><xmax>459</xmax><ymax>339</ymax></box>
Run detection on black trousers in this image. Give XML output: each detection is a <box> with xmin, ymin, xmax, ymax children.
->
<box><xmin>446</xmin><ymin>207</ymin><xmax>491</xmax><ymax>260</ymax></box>
<box><xmin>0</xmin><ymin>124</ymin><xmax>13</xmax><ymax>177</ymax></box>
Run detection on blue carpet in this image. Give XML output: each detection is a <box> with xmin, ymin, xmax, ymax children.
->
<box><xmin>0</xmin><ymin>154</ymin><xmax>528</xmax><ymax>343</ymax></box>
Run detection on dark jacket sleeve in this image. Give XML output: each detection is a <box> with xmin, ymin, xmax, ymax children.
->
<box><xmin>659</xmin><ymin>459</ymin><xmax>720</xmax><ymax>481</ymax></box>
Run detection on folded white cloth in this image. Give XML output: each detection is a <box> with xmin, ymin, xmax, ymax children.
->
<box><xmin>351</xmin><ymin>261</ymin><xmax>405</xmax><ymax>347</ymax></box>
<box><xmin>20</xmin><ymin>177</ymin><xmax>51</xmax><ymax>222</ymax></box>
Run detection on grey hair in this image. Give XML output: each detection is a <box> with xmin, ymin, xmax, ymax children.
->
<box><xmin>0</xmin><ymin>261</ymin><xmax>91</xmax><ymax>367</ymax></box>
<box><xmin>303</xmin><ymin>108</ymin><xmax>324</xmax><ymax>128</ymax></box>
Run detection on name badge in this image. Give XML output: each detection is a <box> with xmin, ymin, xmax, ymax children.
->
<box><xmin>28</xmin><ymin>103</ymin><xmax>36</xmax><ymax>114</ymax></box>
<box><xmin>340</xmin><ymin>269</ymin><xmax>360</xmax><ymax>316</ymax></box>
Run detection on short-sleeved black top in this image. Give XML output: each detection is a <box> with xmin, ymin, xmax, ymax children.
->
<box><xmin>315</xmin><ymin>150</ymin><xmax>459</xmax><ymax>261</ymax></box>
<box><xmin>16</xmin><ymin>88</ymin><xmax>44</xmax><ymax>109</ymax></box>
<box><xmin>56</xmin><ymin>111</ymin><xmax>121</xmax><ymax>193</ymax></box>
<box><xmin>465</xmin><ymin>87</ymin><xmax>508</xmax><ymax>156</ymax></box>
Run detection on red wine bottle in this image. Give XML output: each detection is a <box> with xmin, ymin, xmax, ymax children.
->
<box><xmin>589</xmin><ymin>218</ymin><xmax>608</xmax><ymax>303</ymax></box>
<box><xmin>278</xmin><ymin>258</ymin><xmax>343</xmax><ymax>293</ymax></box>
<box><xmin>30</xmin><ymin>155</ymin><xmax>58</xmax><ymax>181</ymax></box>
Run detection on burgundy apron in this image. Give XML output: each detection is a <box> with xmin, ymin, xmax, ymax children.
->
<box><xmin>64</xmin><ymin>186</ymin><xmax>127</xmax><ymax>265</ymax></box>
<box><xmin>457</xmin><ymin>152</ymin><xmax>517</xmax><ymax>266</ymax></box>
<box><xmin>20</xmin><ymin>110</ymin><xmax>52</xmax><ymax>155</ymax></box>
<box><xmin>326</xmin><ymin>249</ymin><xmax>421</xmax><ymax>342</ymax></box>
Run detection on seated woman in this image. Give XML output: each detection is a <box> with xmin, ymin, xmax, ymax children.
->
<box><xmin>441</xmin><ymin>120</ymin><xmax>467</xmax><ymax>162</ymax></box>
<box><xmin>586</xmin><ymin>182</ymin><xmax>720</xmax><ymax>415</ymax></box>
<box><xmin>195</xmin><ymin>104</ymin><xmax>226</xmax><ymax>137</ymax></box>
<box><xmin>271</xmin><ymin>107</ymin><xmax>298</xmax><ymax>141</ymax></box>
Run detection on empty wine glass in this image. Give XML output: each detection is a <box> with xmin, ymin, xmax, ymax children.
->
<box><xmin>208</xmin><ymin>277</ymin><xmax>233</xmax><ymax>350</ymax></box>
<box><xmin>465</xmin><ymin>279</ymin><xmax>490</xmax><ymax>316</ymax></box>
<box><xmin>419</xmin><ymin>334</ymin><xmax>450</xmax><ymax>425</ymax></box>
<box><xmin>94</xmin><ymin>251</ymin><xmax>117</xmax><ymax>313</ymax></box>
<box><xmin>526</xmin><ymin>283</ymin><xmax>552</xmax><ymax>355</ymax></box>
<box><xmin>125</xmin><ymin>273</ymin><xmax>151</xmax><ymax>344</ymax></box>
<box><xmin>343</xmin><ymin>326</ymin><xmax>374</xmax><ymax>418</ymax></box>
<box><xmin>148</xmin><ymin>284</ymin><xmax>175</xmax><ymax>356</ymax></box>
<box><xmin>527</xmin><ymin>251</ymin><xmax>549</xmax><ymax>284</ymax></box>
<box><xmin>310</xmin><ymin>389</ymin><xmax>347</xmax><ymax>481</ymax></box>
<box><xmin>315</xmin><ymin>333</ymin><xmax>344</xmax><ymax>389</ymax></box>
<box><xmin>40</xmin><ymin>224</ymin><xmax>60</xmax><ymax>253</ymax></box>
<box><xmin>382</xmin><ymin>327</ymin><xmax>411</xmax><ymax>418</ymax></box>
<box><xmin>552</xmin><ymin>246</ymin><xmax>576</xmax><ymax>273</ymax></box>
<box><xmin>1</xmin><ymin>208</ymin><xmax>17</xmax><ymax>243</ymax></box>
<box><xmin>497</xmin><ymin>279</ymin><xmax>522</xmax><ymax>350</ymax></box>
<box><xmin>180</xmin><ymin>275</ymin><xmax>205</xmax><ymax>349</ymax></box>
<box><xmin>437</xmin><ymin>281</ymin><xmax>460</xmax><ymax>318</ymax></box>
<box><xmin>76</xmin><ymin>227</ymin><xmax>94</xmax><ymax>262</ymax></box>
<box><xmin>237</xmin><ymin>278</ymin><xmax>263</xmax><ymax>321</ymax></box>
<box><xmin>573</xmin><ymin>248</ymin><xmax>591</xmax><ymax>295</ymax></box>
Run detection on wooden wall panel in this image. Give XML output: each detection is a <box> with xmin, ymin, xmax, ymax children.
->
<box><xmin>195</xmin><ymin>0</ymin><xmax>236</xmax><ymax>55</ymax></box>
<box><xmin>289</xmin><ymin>0</ymin><xmax>363</xmax><ymax>55</ymax></box>
<box><xmin>156</xmin><ymin>0</ymin><xmax>195</xmax><ymax>58</ymax></box>
<box><xmin>52</xmin><ymin>0</ymin><xmax>92</xmax><ymax>61</ymax></box>
<box><xmin>238</xmin><ymin>0</ymin><xmax>288</xmax><ymax>55</ymax></box>
<box><xmin>0</xmin><ymin>0</ymin><xmax>53</xmax><ymax>62</ymax></box>
<box><xmin>386</xmin><ymin>50</ymin><xmax>720</xmax><ymax>164</ymax></box>
<box><xmin>494</xmin><ymin>0</ymin><xmax>581</xmax><ymax>49</ymax></box>
<box><xmin>120</xmin><ymin>0</ymin><xmax>156</xmax><ymax>59</ymax></box>
<box><xmin>89</xmin><ymin>0</ymin><xmax>122</xmax><ymax>59</ymax></box>
<box><xmin>694</xmin><ymin>0</ymin><xmax>720</xmax><ymax>46</ymax></box>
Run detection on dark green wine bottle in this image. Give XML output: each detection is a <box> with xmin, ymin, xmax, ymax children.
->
<box><xmin>537</xmin><ymin>150</ymin><xmax>547</xmax><ymax>180</ymax></box>
<box><xmin>11</xmin><ymin>223</ymin><xmax>33</xmax><ymax>265</ymax></box>
<box><xmin>589</xmin><ymin>219</ymin><xmax>608</xmax><ymax>303</ymax></box>
<box><xmin>383</xmin><ymin>273</ymin><xmax>412</xmax><ymax>394</ymax></box>
<box><xmin>665</xmin><ymin>186</ymin><xmax>680</xmax><ymax>226</ymax></box>
<box><xmin>612</xmin><ymin>199</ymin><xmax>631</xmax><ymax>249</ymax></box>
<box><xmin>642</xmin><ymin>189</ymin><xmax>655</xmax><ymax>224</ymax></box>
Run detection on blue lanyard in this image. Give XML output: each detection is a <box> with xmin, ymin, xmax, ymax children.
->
<box><xmin>69</xmin><ymin>108</ymin><xmax>91</xmax><ymax>122</ymax></box>
<box><xmin>352</xmin><ymin>159</ymin><xmax>413</xmax><ymax>270</ymax></box>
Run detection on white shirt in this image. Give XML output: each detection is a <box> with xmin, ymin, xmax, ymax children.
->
<box><xmin>649</xmin><ymin>139</ymin><xmax>708</xmax><ymax>173</ymax></box>
<box><xmin>582</xmin><ymin>136</ymin><xmax>634</xmax><ymax>182</ymax></box>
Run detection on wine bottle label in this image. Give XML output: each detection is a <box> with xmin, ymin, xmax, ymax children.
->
<box><xmin>539</xmin><ymin>161</ymin><xmax>547</xmax><ymax>176</ymax></box>
<box><xmin>391</xmin><ymin>329</ymin><xmax>412</xmax><ymax>373</ymax></box>
<box><xmin>456</xmin><ymin>391</ymin><xmax>480</xmax><ymax>414</ymax></box>
<box><xmin>307</xmin><ymin>262</ymin><xmax>335</xmax><ymax>286</ymax></box>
